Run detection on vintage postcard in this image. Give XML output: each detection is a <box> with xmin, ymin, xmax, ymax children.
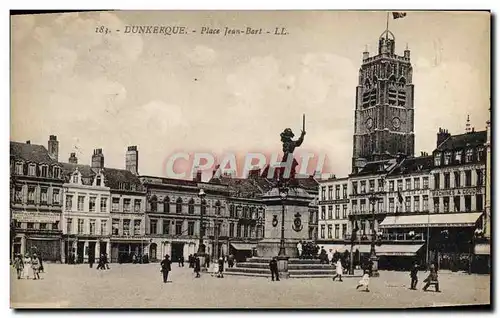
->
<box><xmin>10</xmin><ymin>10</ymin><xmax>490</xmax><ymax>309</ymax></box>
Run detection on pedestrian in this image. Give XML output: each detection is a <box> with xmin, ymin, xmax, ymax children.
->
<box><xmin>217</xmin><ymin>257</ymin><xmax>224</xmax><ymax>278</ymax></box>
<box><xmin>194</xmin><ymin>254</ymin><xmax>201</xmax><ymax>278</ymax></box>
<box><xmin>296</xmin><ymin>241</ymin><xmax>303</xmax><ymax>259</ymax></box>
<box><xmin>22</xmin><ymin>253</ymin><xmax>31</xmax><ymax>279</ymax></box>
<box><xmin>160</xmin><ymin>254</ymin><xmax>172</xmax><ymax>283</ymax></box>
<box><xmin>269</xmin><ymin>257</ymin><xmax>280</xmax><ymax>281</ymax></box>
<box><xmin>31</xmin><ymin>253</ymin><xmax>41</xmax><ymax>280</ymax></box>
<box><xmin>228</xmin><ymin>254</ymin><xmax>235</xmax><ymax>268</ymax></box>
<box><xmin>205</xmin><ymin>254</ymin><xmax>210</xmax><ymax>268</ymax></box>
<box><xmin>89</xmin><ymin>256</ymin><xmax>94</xmax><ymax>268</ymax></box>
<box><xmin>180</xmin><ymin>255</ymin><xmax>185</xmax><ymax>267</ymax></box>
<box><xmin>332</xmin><ymin>259</ymin><xmax>343</xmax><ymax>282</ymax></box>
<box><xmin>104</xmin><ymin>253</ymin><xmax>110</xmax><ymax>269</ymax></box>
<box><xmin>356</xmin><ymin>269</ymin><xmax>370</xmax><ymax>292</ymax></box>
<box><xmin>96</xmin><ymin>254</ymin><xmax>104</xmax><ymax>270</ymax></box>
<box><xmin>13</xmin><ymin>254</ymin><xmax>24</xmax><ymax>279</ymax></box>
<box><xmin>422</xmin><ymin>264</ymin><xmax>440</xmax><ymax>292</ymax></box>
<box><xmin>410</xmin><ymin>262</ymin><xmax>419</xmax><ymax>290</ymax></box>
<box><xmin>38</xmin><ymin>254</ymin><xmax>44</xmax><ymax>273</ymax></box>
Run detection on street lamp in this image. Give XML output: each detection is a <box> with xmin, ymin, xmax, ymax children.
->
<box><xmin>368</xmin><ymin>193</ymin><xmax>381</xmax><ymax>277</ymax></box>
<box><xmin>197</xmin><ymin>189</ymin><xmax>207</xmax><ymax>268</ymax></box>
<box><xmin>278</xmin><ymin>184</ymin><xmax>289</xmax><ymax>256</ymax></box>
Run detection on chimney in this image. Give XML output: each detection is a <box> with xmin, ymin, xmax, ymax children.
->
<box><xmin>437</xmin><ymin>128</ymin><xmax>451</xmax><ymax>147</ymax></box>
<box><xmin>126</xmin><ymin>146</ymin><xmax>139</xmax><ymax>175</ymax></box>
<box><xmin>91</xmin><ymin>148</ymin><xmax>105</xmax><ymax>169</ymax></box>
<box><xmin>69</xmin><ymin>152</ymin><xmax>78</xmax><ymax>164</ymax></box>
<box><xmin>362</xmin><ymin>45</ymin><xmax>369</xmax><ymax>60</ymax></box>
<box><xmin>48</xmin><ymin>135</ymin><xmax>59</xmax><ymax>161</ymax></box>
<box><xmin>26</xmin><ymin>140</ymin><xmax>30</xmax><ymax>144</ymax></box>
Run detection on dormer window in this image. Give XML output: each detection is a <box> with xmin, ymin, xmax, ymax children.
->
<box><xmin>444</xmin><ymin>151</ymin><xmax>452</xmax><ymax>165</ymax></box>
<box><xmin>465</xmin><ymin>149</ymin><xmax>474</xmax><ymax>163</ymax></box>
<box><xmin>434</xmin><ymin>153</ymin><xmax>441</xmax><ymax>166</ymax></box>
<box><xmin>41</xmin><ymin>165</ymin><xmax>48</xmax><ymax>177</ymax></box>
<box><xmin>28</xmin><ymin>164</ymin><xmax>36</xmax><ymax>176</ymax></box>
<box><xmin>96</xmin><ymin>176</ymin><xmax>102</xmax><ymax>186</ymax></box>
<box><xmin>72</xmin><ymin>174</ymin><xmax>79</xmax><ymax>184</ymax></box>
<box><xmin>15</xmin><ymin>162</ymin><xmax>24</xmax><ymax>175</ymax></box>
<box><xmin>53</xmin><ymin>166</ymin><xmax>61</xmax><ymax>179</ymax></box>
<box><xmin>455</xmin><ymin>150</ymin><xmax>462</xmax><ymax>164</ymax></box>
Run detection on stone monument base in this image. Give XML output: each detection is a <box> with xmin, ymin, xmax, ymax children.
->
<box><xmin>256</xmin><ymin>238</ymin><xmax>300</xmax><ymax>258</ymax></box>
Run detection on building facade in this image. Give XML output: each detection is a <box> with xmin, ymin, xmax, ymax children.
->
<box><xmin>317</xmin><ymin>176</ymin><xmax>350</xmax><ymax>257</ymax></box>
<box><xmin>10</xmin><ymin>137</ymin><xmax>64</xmax><ymax>261</ymax></box>
<box><xmin>61</xmin><ymin>158</ymin><xmax>111</xmax><ymax>264</ymax></box>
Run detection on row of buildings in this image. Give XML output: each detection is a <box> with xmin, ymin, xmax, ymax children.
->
<box><xmin>315</xmin><ymin>30</ymin><xmax>491</xmax><ymax>272</ymax></box>
<box><xmin>9</xmin><ymin>137</ymin><xmax>318</xmax><ymax>263</ymax></box>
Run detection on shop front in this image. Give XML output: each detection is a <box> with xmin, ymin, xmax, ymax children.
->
<box><xmin>110</xmin><ymin>237</ymin><xmax>150</xmax><ymax>263</ymax></box>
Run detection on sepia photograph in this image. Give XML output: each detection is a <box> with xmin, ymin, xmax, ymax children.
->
<box><xmin>9</xmin><ymin>9</ymin><xmax>491</xmax><ymax>309</ymax></box>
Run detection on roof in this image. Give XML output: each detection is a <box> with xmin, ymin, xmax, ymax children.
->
<box><xmin>388</xmin><ymin>155</ymin><xmax>433</xmax><ymax>176</ymax></box>
<box><xmin>10</xmin><ymin>141</ymin><xmax>58</xmax><ymax>165</ymax></box>
<box><xmin>61</xmin><ymin>163</ymin><xmax>96</xmax><ymax>178</ymax></box>
<box><xmin>436</xmin><ymin>131</ymin><xmax>487</xmax><ymax>152</ymax></box>
<box><xmin>350</xmin><ymin>159</ymin><xmax>398</xmax><ymax>177</ymax></box>
<box><xmin>102</xmin><ymin>168</ymin><xmax>144</xmax><ymax>191</ymax></box>
<box><xmin>216</xmin><ymin>176</ymin><xmax>264</xmax><ymax>199</ymax></box>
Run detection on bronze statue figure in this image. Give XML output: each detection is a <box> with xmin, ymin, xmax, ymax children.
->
<box><xmin>280</xmin><ymin>128</ymin><xmax>306</xmax><ymax>158</ymax></box>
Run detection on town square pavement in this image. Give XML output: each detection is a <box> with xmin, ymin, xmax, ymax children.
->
<box><xmin>10</xmin><ymin>263</ymin><xmax>490</xmax><ymax>308</ymax></box>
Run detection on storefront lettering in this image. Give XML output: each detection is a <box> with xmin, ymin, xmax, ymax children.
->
<box><xmin>12</xmin><ymin>211</ymin><xmax>60</xmax><ymax>223</ymax></box>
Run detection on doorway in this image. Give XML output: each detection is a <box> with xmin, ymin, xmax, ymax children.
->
<box><xmin>100</xmin><ymin>242</ymin><xmax>107</xmax><ymax>256</ymax></box>
<box><xmin>88</xmin><ymin>242</ymin><xmax>96</xmax><ymax>264</ymax></box>
<box><xmin>149</xmin><ymin>243</ymin><xmax>157</xmax><ymax>261</ymax></box>
<box><xmin>77</xmin><ymin>242</ymin><xmax>84</xmax><ymax>263</ymax></box>
<box><xmin>171</xmin><ymin>242</ymin><xmax>185</xmax><ymax>262</ymax></box>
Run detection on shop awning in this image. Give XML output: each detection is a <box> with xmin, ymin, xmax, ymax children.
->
<box><xmin>379</xmin><ymin>212</ymin><xmax>482</xmax><ymax>229</ymax></box>
<box><xmin>474</xmin><ymin>243</ymin><xmax>490</xmax><ymax>255</ymax></box>
<box><xmin>375</xmin><ymin>244</ymin><xmax>424</xmax><ymax>256</ymax></box>
<box><xmin>230</xmin><ymin>243</ymin><xmax>257</xmax><ymax>250</ymax></box>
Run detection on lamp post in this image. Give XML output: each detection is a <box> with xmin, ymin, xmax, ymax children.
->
<box><xmin>197</xmin><ymin>189</ymin><xmax>207</xmax><ymax>268</ymax></box>
<box><xmin>368</xmin><ymin>193</ymin><xmax>380</xmax><ymax>277</ymax></box>
<box><xmin>278</xmin><ymin>184</ymin><xmax>289</xmax><ymax>256</ymax></box>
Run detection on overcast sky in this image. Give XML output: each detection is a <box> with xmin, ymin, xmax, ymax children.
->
<box><xmin>11</xmin><ymin>11</ymin><xmax>490</xmax><ymax>180</ymax></box>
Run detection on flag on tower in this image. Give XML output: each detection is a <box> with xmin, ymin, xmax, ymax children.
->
<box><xmin>392</xmin><ymin>12</ymin><xmax>407</xmax><ymax>19</ymax></box>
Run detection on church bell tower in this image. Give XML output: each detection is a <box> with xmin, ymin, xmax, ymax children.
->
<box><xmin>352</xmin><ymin>29</ymin><xmax>415</xmax><ymax>172</ymax></box>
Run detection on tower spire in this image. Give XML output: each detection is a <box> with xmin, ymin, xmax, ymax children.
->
<box><xmin>465</xmin><ymin>114</ymin><xmax>471</xmax><ymax>133</ymax></box>
<box><xmin>386</xmin><ymin>12</ymin><xmax>390</xmax><ymax>40</ymax></box>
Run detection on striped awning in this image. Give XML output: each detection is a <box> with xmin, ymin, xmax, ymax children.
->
<box><xmin>379</xmin><ymin>212</ymin><xmax>482</xmax><ymax>229</ymax></box>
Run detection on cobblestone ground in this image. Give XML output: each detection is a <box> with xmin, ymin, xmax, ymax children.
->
<box><xmin>10</xmin><ymin>263</ymin><xmax>490</xmax><ymax>308</ymax></box>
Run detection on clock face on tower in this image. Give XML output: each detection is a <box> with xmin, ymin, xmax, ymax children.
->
<box><xmin>366</xmin><ymin>118</ymin><xmax>373</xmax><ymax>130</ymax></box>
<box><xmin>392</xmin><ymin>117</ymin><xmax>401</xmax><ymax>129</ymax></box>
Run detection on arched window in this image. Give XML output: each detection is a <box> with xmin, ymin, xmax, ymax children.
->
<box><xmin>163</xmin><ymin>196</ymin><xmax>170</xmax><ymax>213</ymax></box>
<box><xmin>188</xmin><ymin>198</ymin><xmax>195</xmax><ymax>214</ymax></box>
<box><xmin>150</xmin><ymin>195</ymin><xmax>158</xmax><ymax>212</ymax></box>
<box><xmin>215</xmin><ymin>200</ymin><xmax>221</xmax><ymax>215</ymax></box>
<box><xmin>229</xmin><ymin>204</ymin><xmax>235</xmax><ymax>218</ymax></box>
<box><xmin>176</xmin><ymin>197</ymin><xmax>183</xmax><ymax>213</ymax></box>
<box><xmin>398</xmin><ymin>76</ymin><xmax>406</xmax><ymax>85</ymax></box>
<box><xmin>200</xmin><ymin>199</ymin><xmax>207</xmax><ymax>216</ymax></box>
<box><xmin>388</xmin><ymin>74</ymin><xmax>396</xmax><ymax>83</ymax></box>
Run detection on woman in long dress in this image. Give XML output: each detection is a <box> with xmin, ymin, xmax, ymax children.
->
<box><xmin>22</xmin><ymin>253</ymin><xmax>31</xmax><ymax>279</ymax></box>
<box><xmin>31</xmin><ymin>253</ymin><xmax>40</xmax><ymax>280</ymax></box>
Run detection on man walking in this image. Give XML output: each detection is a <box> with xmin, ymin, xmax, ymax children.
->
<box><xmin>160</xmin><ymin>254</ymin><xmax>172</xmax><ymax>283</ymax></box>
<box><xmin>194</xmin><ymin>254</ymin><xmax>201</xmax><ymax>278</ymax></box>
<box><xmin>410</xmin><ymin>262</ymin><xmax>419</xmax><ymax>290</ymax></box>
<box><xmin>13</xmin><ymin>254</ymin><xmax>24</xmax><ymax>279</ymax></box>
<box><xmin>332</xmin><ymin>259</ymin><xmax>343</xmax><ymax>282</ymax></box>
<box><xmin>269</xmin><ymin>257</ymin><xmax>280</xmax><ymax>281</ymax></box>
<box><xmin>217</xmin><ymin>257</ymin><xmax>224</xmax><ymax>278</ymax></box>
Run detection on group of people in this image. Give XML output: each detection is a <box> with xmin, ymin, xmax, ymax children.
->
<box><xmin>159</xmin><ymin>253</ymin><xmax>230</xmax><ymax>283</ymax></box>
<box><xmin>95</xmin><ymin>253</ymin><xmax>111</xmax><ymax>270</ymax></box>
<box><xmin>13</xmin><ymin>253</ymin><xmax>43</xmax><ymax>280</ymax></box>
<box><xmin>410</xmin><ymin>263</ymin><xmax>441</xmax><ymax>292</ymax></box>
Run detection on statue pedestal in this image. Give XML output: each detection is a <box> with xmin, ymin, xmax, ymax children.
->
<box><xmin>277</xmin><ymin>256</ymin><xmax>290</xmax><ymax>279</ymax></box>
<box><xmin>256</xmin><ymin>186</ymin><xmax>313</xmax><ymax>258</ymax></box>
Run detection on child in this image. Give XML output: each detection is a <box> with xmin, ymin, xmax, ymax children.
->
<box><xmin>356</xmin><ymin>269</ymin><xmax>370</xmax><ymax>292</ymax></box>
<box><xmin>410</xmin><ymin>262</ymin><xmax>419</xmax><ymax>290</ymax></box>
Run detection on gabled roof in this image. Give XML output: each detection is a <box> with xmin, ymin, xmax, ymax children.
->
<box><xmin>389</xmin><ymin>155</ymin><xmax>433</xmax><ymax>176</ymax></box>
<box><xmin>10</xmin><ymin>141</ymin><xmax>58</xmax><ymax>165</ymax></box>
<box><xmin>351</xmin><ymin>159</ymin><xmax>398</xmax><ymax>177</ymax></box>
<box><xmin>61</xmin><ymin>163</ymin><xmax>96</xmax><ymax>178</ymax></box>
<box><xmin>436</xmin><ymin>131</ymin><xmax>487</xmax><ymax>152</ymax></box>
<box><xmin>216</xmin><ymin>176</ymin><xmax>264</xmax><ymax>199</ymax></box>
